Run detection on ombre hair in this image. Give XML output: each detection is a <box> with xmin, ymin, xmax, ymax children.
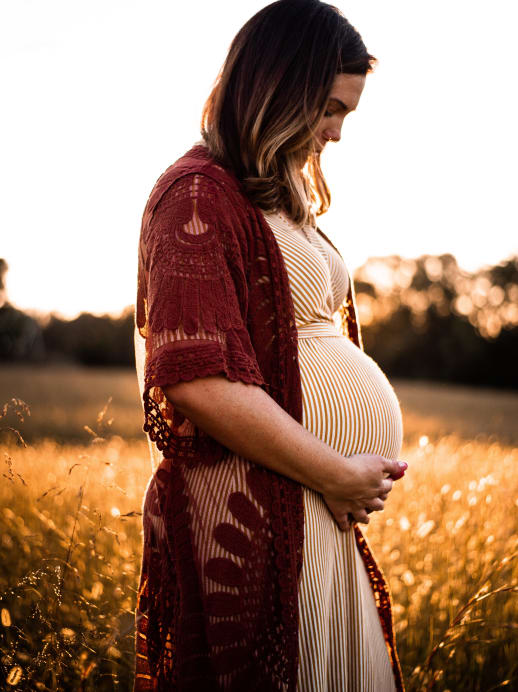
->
<box><xmin>201</xmin><ymin>0</ymin><xmax>376</xmax><ymax>226</ymax></box>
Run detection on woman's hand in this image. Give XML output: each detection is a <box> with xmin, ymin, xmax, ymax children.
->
<box><xmin>322</xmin><ymin>454</ymin><xmax>407</xmax><ymax>531</ymax></box>
<box><xmin>324</xmin><ymin>496</ymin><xmax>384</xmax><ymax>530</ymax></box>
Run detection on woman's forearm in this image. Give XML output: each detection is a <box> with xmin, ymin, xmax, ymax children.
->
<box><xmin>164</xmin><ymin>375</ymin><xmax>358</xmax><ymax>496</ymax></box>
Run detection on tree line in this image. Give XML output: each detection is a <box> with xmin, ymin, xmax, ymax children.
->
<box><xmin>1</xmin><ymin>254</ymin><xmax>517</xmax><ymax>389</ymax></box>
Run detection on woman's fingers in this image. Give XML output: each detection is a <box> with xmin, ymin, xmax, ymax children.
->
<box><xmin>351</xmin><ymin>508</ymin><xmax>369</xmax><ymax>524</ymax></box>
<box><xmin>365</xmin><ymin>497</ymin><xmax>384</xmax><ymax>512</ymax></box>
<box><xmin>323</xmin><ymin>497</ymin><xmax>354</xmax><ymax>531</ymax></box>
<box><xmin>381</xmin><ymin>478</ymin><xmax>393</xmax><ymax>495</ymax></box>
<box><xmin>385</xmin><ymin>459</ymin><xmax>408</xmax><ymax>480</ymax></box>
<box><xmin>323</xmin><ymin>480</ymin><xmax>394</xmax><ymax>531</ymax></box>
<box><xmin>335</xmin><ymin>513</ymin><xmax>352</xmax><ymax>531</ymax></box>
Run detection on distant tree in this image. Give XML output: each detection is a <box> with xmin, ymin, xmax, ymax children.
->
<box><xmin>356</xmin><ymin>254</ymin><xmax>518</xmax><ymax>389</ymax></box>
<box><xmin>0</xmin><ymin>259</ymin><xmax>45</xmax><ymax>361</ymax></box>
<box><xmin>42</xmin><ymin>307</ymin><xmax>135</xmax><ymax>366</ymax></box>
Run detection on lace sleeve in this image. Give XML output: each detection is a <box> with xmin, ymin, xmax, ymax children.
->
<box><xmin>136</xmin><ymin>172</ymin><xmax>266</xmax><ymax>462</ymax></box>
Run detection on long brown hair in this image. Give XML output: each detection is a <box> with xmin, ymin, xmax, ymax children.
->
<box><xmin>201</xmin><ymin>0</ymin><xmax>375</xmax><ymax>225</ymax></box>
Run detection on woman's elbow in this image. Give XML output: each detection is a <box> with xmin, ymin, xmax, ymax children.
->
<box><xmin>163</xmin><ymin>380</ymin><xmax>198</xmax><ymax>410</ymax></box>
<box><xmin>162</xmin><ymin>374</ymin><xmax>230</xmax><ymax>411</ymax></box>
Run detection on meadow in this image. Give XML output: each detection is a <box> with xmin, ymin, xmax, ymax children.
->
<box><xmin>0</xmin><ymin>365</ymin><xmax>517</xmax><ymax>691</ymax></box>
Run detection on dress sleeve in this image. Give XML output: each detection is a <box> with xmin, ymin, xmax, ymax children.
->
<box><xmin>136</xmin><ymin>172</ymin><xmax>265</xmax><ymax>461</ymax></box>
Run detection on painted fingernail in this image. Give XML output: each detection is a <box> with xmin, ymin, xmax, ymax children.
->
<box><xmin>398</xmin><ymin>461</ymin><xmax>408</xmax><ymax>470</ymax></box>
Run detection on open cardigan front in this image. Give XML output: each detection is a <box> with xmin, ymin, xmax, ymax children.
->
<box><xmin>134</xmin><ymin>144</ymin><xmax>404</xmax><ymax>691</ymax></box>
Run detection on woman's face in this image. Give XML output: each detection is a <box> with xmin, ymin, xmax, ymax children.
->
<box><xmin>314</xmin><ymin>73</ymin><xmax>366</xmax><ymax>153</ymax></box>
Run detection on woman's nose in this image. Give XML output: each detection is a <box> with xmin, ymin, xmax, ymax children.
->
<box><xmin>322</xmin><ymin>127</ymin><xmax>341</xmax><ymax>143</ymax></box>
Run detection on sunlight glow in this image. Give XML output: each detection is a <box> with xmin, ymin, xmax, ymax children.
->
<box><xmin>1</xmin><ymin>0</ymin><xmax>517</xmax><ymax>317</ymax></box>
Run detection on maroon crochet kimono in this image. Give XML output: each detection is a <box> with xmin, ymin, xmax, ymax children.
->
<box><xmin>134</xmin><ymin>144</ymin><xmax>404</xmax><ymax>691</ymax></box>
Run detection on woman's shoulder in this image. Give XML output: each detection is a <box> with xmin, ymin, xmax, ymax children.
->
<box><xmin>140</xmin><ymin>142</ymin><xmax>255</xmax><ymax>256</ymax></box>
<box><xmin>146</xmin><ymin>142</ymin><xmax>242</xmax><ymax>216</ymax></box>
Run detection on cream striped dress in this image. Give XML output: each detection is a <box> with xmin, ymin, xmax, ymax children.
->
<box><xmin>261</xmin><ymin>209</ymin><xmax>403</xmax><ymax>692</ymax></box>
<box><xmin>134</xmin><ymin>188</ymin><xmax>404</xmax><ymax>690</ymax></box>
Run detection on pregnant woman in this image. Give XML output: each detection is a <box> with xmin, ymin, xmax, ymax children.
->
<box><xmin>134</xmin><ymin>1</ymin><xmax>407</xmax><ymax>690</ymax></box>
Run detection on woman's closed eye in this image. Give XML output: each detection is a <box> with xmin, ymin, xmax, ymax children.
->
<box><xmin>324</xmin><ymin>98</ymin><xmax>351</xmax><ymax>119</ymax></box>
<box><xmin>324</xmin><ymin>108</ymin><xmax>348</xmax><ymax>119</ymax></box>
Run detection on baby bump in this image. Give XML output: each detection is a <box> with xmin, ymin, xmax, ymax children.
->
<box><xmin>298</xmin><ymin>336</ymin><xmax>403</xmax><ymax>460</ymax></box>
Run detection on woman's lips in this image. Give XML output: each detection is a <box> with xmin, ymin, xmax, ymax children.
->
<box><xmin>316</xmin><ymin>137</ymin><xmax>327</xmax><ymax>151</ymax></box>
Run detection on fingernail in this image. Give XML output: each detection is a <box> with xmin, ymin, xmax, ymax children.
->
<box><xmin>398</xmin><ymin>461</ymin><xmax>408</xmax><ymax>470</ymax></box>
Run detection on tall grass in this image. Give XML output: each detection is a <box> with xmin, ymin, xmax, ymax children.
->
<box><xmin>366</xmin><ymin>434</ymin><xmax>518</xmax><ymax>690</ymax></box>
<box><xmin>0</xmin><ymin>379</ymin><xmax>517</xmax><ymax>690</ymax></box>
<box><xmin>0</xmin><ymin>399</ymin><xmax>149</xmax><ymax>690</ymax></box>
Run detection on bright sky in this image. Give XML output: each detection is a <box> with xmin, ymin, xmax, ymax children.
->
<box><xmin>1</xmin><ymin>0</ymin><xmax>517</xmax><ymax>318</ymax></box>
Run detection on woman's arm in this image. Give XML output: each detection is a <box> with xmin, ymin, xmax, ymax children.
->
<box><xmin>165</xmin><ymin>375</ymin><xmax>405</xmax><ymax>530</ymax></box>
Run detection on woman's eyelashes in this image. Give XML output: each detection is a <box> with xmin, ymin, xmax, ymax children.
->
<box><xmin>324</xmin><ymin>106</ymin><xmax>348</xmax><ymax>118</ymax></box>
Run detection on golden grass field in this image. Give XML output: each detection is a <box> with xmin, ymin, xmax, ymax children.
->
<box><xmin>1</xmin><ymin>365</ymin><xmax>517</xmax><ymax>691</ymax></box>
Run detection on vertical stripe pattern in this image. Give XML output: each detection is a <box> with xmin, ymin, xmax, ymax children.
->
<box><xmin>262</xmin><ymin>210</ymin><xmax>403</xmax><ymax>692</ymax></box>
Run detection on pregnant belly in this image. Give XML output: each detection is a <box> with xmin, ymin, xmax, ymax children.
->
<box><xmin>298</xmin><ymin>335</ymin><xmax>403</xmax><ymax>460</ymax></box>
